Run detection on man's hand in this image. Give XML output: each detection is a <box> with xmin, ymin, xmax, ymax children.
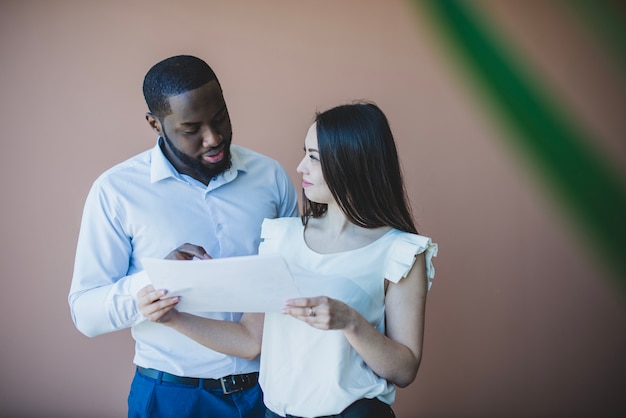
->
<box><xmin>165</xmin><ymin>243</ymin><xmax>212</xmax><ymax>260</ymax></box>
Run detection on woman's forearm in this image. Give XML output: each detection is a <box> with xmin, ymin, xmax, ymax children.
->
<box><xmin>343</xmin><ymin>312</ymin><xmax>421</xmax><ymax>387</ymax></box>
<box><xmin>165</xmin><ymin>312</ymin><xmax>264</xmax><ymax>360</ymax></box>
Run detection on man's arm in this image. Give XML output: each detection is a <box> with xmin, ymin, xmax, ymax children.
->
<box><xmin>68</xmin><ymin>182</ymin><xmax>149</xmax><ymax>337</ymax></box>
<box><xmin>276</xmin><ymin>163</ymin><xmax>299</xmax><ymax>218</ymax></box>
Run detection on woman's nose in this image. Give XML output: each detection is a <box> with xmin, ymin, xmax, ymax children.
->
<box><xmin>296</xmin><ymin>156</ymin><xmax>307</xmax><ymax>174</ymax></box>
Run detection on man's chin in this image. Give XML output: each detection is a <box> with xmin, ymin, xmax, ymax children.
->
<box><xmin>198</xmin><ymin>156</ymin><xmax>232</xmax><ymax>180</ymax></box>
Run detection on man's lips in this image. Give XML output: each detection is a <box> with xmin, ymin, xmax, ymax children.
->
<box><xmin>202</xmin><ymin>145</ymin><xmax>225</xmax><ymax>163</ymax></box>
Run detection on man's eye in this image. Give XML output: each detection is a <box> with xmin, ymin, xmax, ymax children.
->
<box><xmin>183</xmin><ymin>129</ymin><xmax>199</xmax><ymax>135</ymax></box>
<box><xmin>214</xmin><ymin>112</ymin><xmax>227</xmax><ymax>124</ymax></box>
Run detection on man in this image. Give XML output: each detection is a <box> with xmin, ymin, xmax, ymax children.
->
<box><xmin>69</xmin><ymin>55</ymin><xmax>298</xmax><ymax>417</ymax></box>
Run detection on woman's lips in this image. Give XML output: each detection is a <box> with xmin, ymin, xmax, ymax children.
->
<box><xmin>302</xmin><ymin>180</ymin><xmax>313</xmax><ymax>188</ymax></box>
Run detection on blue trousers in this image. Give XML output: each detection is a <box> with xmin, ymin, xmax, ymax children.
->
<box><xmin>128</xmin><ymin>368</ymin><xmax>265</xmax><ymax>418</ymax></box>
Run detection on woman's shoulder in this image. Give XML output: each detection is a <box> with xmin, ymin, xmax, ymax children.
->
<box><xmin>259</xmin><ymin>217</ymin><xmax>303</xmax><ymax>255</ymax></box>
<box><xmin>261</xmin><ymin>216</ymin><xmax>302</xmax><ymax>237</ymax></box>
<box><xmin>388</xmin><ymin>229</ymin><xmax>434</xmax><ymax>248</ymax></box>
<box><xmin>385</xmin><ymin>230</ymin><xmax>438</xmax><ymax>286</ymax></box>
<box><xmin>262</xmin><ymin>216</ymin><xmax>301</xmax><ymax>227</ymax></box>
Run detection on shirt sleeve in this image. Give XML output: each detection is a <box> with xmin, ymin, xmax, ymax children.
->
<box><xmin>275</xmin><ymin>164</ymin><xmax>299</xmax><ymax>218</ymax></box>
<box><xmin>68</xmin><ymin>180</ymin><xmax>150</xmax><ymax>337</ymax></box>
<box><xmin>385</xmin><ymin>234</ymin><xmax>438</xmax><ymax>290</ymax></box>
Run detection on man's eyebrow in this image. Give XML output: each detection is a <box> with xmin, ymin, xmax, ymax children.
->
<box><xmin>211</xmin><ymin>105</ymin><xmax>227</xmax><ymax>118</ymax></box>
<box><xmin>178</xmin><ymin>107</ymin><xmax>227</xmax><ymax>126</ymax></box>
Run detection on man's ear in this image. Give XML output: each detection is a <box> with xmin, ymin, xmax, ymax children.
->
<box><xmin>146</xmin><ymin>112</ymin><xmax>163</xmax><ymax>136</ymax></box>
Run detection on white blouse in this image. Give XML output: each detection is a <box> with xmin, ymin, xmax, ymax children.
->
<box><xmin>258</xmin><ymin>217</ymin><xmax>437</xmax><ymax>417</ymax></box>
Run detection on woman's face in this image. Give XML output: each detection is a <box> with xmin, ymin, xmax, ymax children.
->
<box><xmin>297</xmin><ymin>123</ymin><xmax>333</xmax><ymax>204</ymax></box>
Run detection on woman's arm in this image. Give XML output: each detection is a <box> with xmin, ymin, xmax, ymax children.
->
<box><xmin>137</xmin><ymin>285</ymin><xmax>264</xmax><ymax>360</ymax></box>
<box><xmin>283</xmin><ymin>252</ymin><xmax>427</xmax><ymax>387</ymax></box>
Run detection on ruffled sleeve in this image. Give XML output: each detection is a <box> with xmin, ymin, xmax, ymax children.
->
<box><xmin>385</xmin><ymin>233</ymin><xmax>438</xmax><ymax>291</ymax></box>
<box><xmin>258</xmin><ymin>217</ymin><xmax>291</xmax><ymax>256</ymax></box>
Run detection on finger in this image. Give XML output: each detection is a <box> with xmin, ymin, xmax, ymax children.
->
<box><xmin>137</xmin><ymin>284</ymin><xmax>156</xmax><ymax>298</ymax></box>
<box><xmin>167</xmin><ymin>250</ymin><xmax>195</xmax><ymax>260</ymax></box>
<box><xmin>282</xmin><ymin>305</ymin><xmax>319</xmax><ymax>319</ymax></box>
<box><xmin>137</xmin><ymin>288</ymin><xmax>168</xmax><ymax>308</ymax></box>
<box><xmin>284</xmin><ymin>296</ymin><xmax>325</xmax><ymax>307</ymax></box>
<box><xmin>177</xmin><ymin>249</ymin><xmax>211</xmax><ymax>260</ymax></box>
<box><xmin>153</xmin><ymin>296</ymin><xmax>180</xmax><ymax>310</ymax></box>
<box><xmin>143</xmin><ymin>296</ymin><xmax>180</xmax><ymax>319</ymax></box>
<box><xmin>178</xmin><ymin>243</ymin><xmax>212</xmax><ymax>259</ymax></box>
<box><xmin>195</xmin><ymin>249</ymin><xmax>212</xmax><ymax>260</ymax></box>
<box><xmin>139</xmin><ymin>287</ymin><xmax>168</xmax><ymax>304</ymax></box>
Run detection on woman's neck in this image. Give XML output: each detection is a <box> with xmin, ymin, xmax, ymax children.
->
<box><xmin>319</xmin><ymin>204</ymin><xmax>354</xmax><ymax>238</ymax></box>
<box><xmin>304</xmin><ymin>203</ymin><xmax>392</xmax><ymax>254</ymax></box>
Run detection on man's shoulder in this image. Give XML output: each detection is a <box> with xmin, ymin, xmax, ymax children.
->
<box><xmin>93</xmin><ymin>148</ymin><xmax>152</xmax><ymax>187</ymax></box>
<box><xmin>232</xmin><ymin>144</ymin><xmax>276</xmax><ymax>162</ymax></box>
<box><xmin>232</xmin><ymin>145</ymin><xmax>285</xmax><ymax>173</ymax></box>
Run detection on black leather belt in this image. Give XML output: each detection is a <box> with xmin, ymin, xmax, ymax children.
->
<box><xmin>137</xmin><ymin>366</ymin><xmax>258</xmax><ymax>395</ymax></box>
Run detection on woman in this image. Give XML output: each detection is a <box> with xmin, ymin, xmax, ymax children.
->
<box><xmin>139</xmin><ymin>101</ymin><xmax>437</xmax><ymax>418</ymax></box>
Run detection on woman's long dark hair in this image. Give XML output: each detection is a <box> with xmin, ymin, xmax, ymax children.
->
<box><xmin>301</xmin><ymin>101</ymin><xmax>418</xmax><ymax>234</ymax></box>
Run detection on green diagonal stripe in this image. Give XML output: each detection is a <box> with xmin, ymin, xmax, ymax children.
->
<box><xmin>414</xmin><ymin>0</ymin><xmax>626</xmax><ymax>287</ymax></box>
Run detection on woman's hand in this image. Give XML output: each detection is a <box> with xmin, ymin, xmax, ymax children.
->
<box><xmin>282</xmin><ymin>296</ymin><xmax>357</xmax><ymax>331</ymax></box>
<box><xmin>137</xmin><ymin>284</ymin><xmax>180</xmax><ymax>324</ymax></box>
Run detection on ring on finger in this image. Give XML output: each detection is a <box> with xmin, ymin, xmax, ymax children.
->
<box><xmin>308</xmin><ymin>307</ymin><xmax>316</xmax><ymax>317</ymax></box>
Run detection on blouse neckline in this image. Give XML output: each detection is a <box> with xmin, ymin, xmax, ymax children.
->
<box><xmin>300</xmin><ymin>224</ymin><xmax>396</xmax><ymax>256</ymax></box>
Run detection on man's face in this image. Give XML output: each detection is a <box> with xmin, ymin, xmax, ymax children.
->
<box><xmin>149</xmin><ymin>80</ymin><xmax>233</xmax><ymax>183</ymax></box>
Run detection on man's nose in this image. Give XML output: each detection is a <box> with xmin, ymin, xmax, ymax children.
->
<box><xmin>202</xmin><ymin>126</ymin><xmax>221</xmax><ymax>148</ymax></box>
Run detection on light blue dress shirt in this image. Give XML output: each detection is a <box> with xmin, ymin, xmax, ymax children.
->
<box><xmin>69</xmin><ymin>139</ymin><xmax>298</xmax><ymax>378</ymax></box>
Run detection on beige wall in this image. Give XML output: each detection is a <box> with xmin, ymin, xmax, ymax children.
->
<box><xmin>1</xmin><ymin>1</ymin><xmax>624</xmax><ymax>417</ymax></box>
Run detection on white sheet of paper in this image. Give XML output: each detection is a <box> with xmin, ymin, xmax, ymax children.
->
<box><xmin>142</xmin><ymin>255</ymin><xmax>300</xmax><ymax>313</ymax></box>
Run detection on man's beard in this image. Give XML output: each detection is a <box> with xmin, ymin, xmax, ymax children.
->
<box><xmin>162</xmin><ymin>132</ymin><xmax>232</xmax><ymax>183</ymax></box>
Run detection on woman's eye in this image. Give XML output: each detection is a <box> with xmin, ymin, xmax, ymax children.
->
<box><xmin>309</xmin><ymin>154</ymin><xmax>319</xmax><ymax>162</ymax></box>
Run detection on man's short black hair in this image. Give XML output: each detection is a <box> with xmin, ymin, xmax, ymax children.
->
<box><xmin>143</xmin><ymin>55</ymin><xmax>220</xmax><ymax>119</ymax></box>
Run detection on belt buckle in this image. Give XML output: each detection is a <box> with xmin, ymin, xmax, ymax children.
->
<box><xmin>219</xmin><ymin>375</ymin><xmax>244</xmax><ymax>395</ymax></box>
